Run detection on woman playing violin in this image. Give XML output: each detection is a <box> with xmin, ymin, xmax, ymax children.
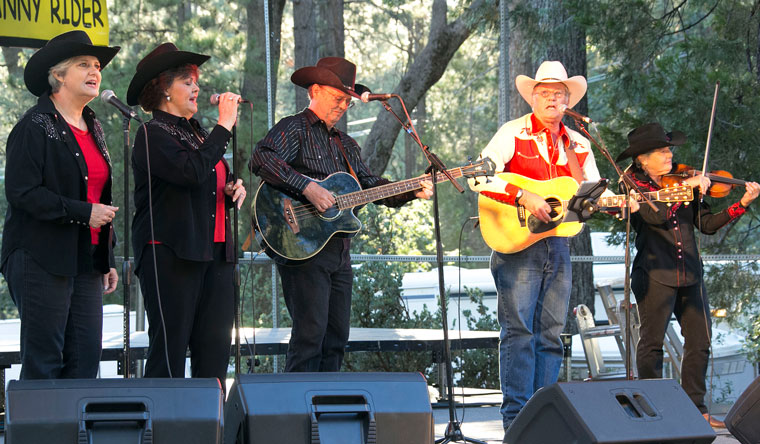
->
<box><xmin>617</xmin><ymin>122</ymin><xmax>759</xmax><ymax>427</ymax></box>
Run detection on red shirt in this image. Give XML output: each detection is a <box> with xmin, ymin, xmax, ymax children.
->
<box><xmin>213</xmin><ymin>160</ymin><xmax>227</xmax><ymax>242</ymax></box>
<box><xmin>505</xmin><ymin>114</ymin><xmax>589</xmax><ymax>181</ymax></box>
<box><xmin>69</xmin><ymin>124</ymin><xmax>108</xmax><ymax>244</ymax></box>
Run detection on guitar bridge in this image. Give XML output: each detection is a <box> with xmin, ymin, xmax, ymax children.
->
<box><xmin>517</xmin><ymin>205</ymin><xmax>527</xmax><ymax>228</ymax></box>
<box><xmin>283</xmin><ymin>198</ymin><xmax>300</xmax><ymax>234</ymax></box>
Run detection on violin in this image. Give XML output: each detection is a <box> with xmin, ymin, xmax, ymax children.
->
<box><xmin>661</xmin><ymin>163</ymin><xmax>749</xmax><ymax>198</ymax></box>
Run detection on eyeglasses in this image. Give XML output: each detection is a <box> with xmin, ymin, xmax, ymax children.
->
<box><xmin>322</xmin><ymin>88</ymin><xmax>355</xmax><ymax>108</ymax></box>
<box><xmin>534</xmin><ymin>90</ymin><xmax>567</xmax><ymax>100</ymax></box>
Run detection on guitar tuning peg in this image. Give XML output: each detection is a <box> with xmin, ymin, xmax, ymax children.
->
<box><xmin>485</xmin><ymin>176</ymin><xmax>492</xmax><ymax>183</ymax></box>
<box><xmin>473</xmin><ymin>178</ymin><xmax>480</xmax><ymax>186</ymax></box>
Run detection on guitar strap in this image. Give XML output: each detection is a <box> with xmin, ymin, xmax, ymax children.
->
<box><xmin>333</xmin><ymin>135</ymin><xmax>360</xmax><ymax>182</ymax></box>
<box><xmin>563</xmin><ymin>140</ymin><xmax>585</xmax><ymax>184</ymax></box>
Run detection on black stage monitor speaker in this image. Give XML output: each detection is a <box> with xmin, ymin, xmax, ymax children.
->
<box><xmin>725</xmin><ymin>375</ymin><xmax>760</xmax><ymax>444</ymax></box>
<box><xmin>224</xmin><ymin>372</ymin><xmax>433</xmax><ymax>444</ymax></box>
<box><xmin>503</xmin><ymin>379</ymin><xmax>716</xmax><ymax>444</ymax></box>
<box><xmin>6</xmin><ymin>378</ymin><xmax>224</xmax><ymax>444</ymax></box>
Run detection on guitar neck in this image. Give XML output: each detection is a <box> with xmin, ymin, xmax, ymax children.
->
<box><xmin>337</xmin><ymin>168</ymin><xmax>465</xmax><ymax>209</ymax></box>
<box><xmin>596</xmin><ymin>189</ymin><xmax>677</xmax><ymax>207</ymax></box>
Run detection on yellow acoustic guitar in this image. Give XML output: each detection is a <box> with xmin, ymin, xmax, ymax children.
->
<box><xmin>477</xmin><ymin>173</ymin><xmax>694</xmax><ymax>254</ymax></box>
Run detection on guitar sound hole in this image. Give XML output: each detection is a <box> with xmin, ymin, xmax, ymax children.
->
<box><xmin>527</xmin><ymin>197</ymin><xmax>563</xmax><ymax>234</ymax></box>
<box><xmin>546</xmin><ymin>197</ymin><xmax>562</xmax><ymax>220</ymax></box>
<box><xmin>320</xmin><ymin>205</ymin><xmax>340</xmax><ymax>220</ymax></box>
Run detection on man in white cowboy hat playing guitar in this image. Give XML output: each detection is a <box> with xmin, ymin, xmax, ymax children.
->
<box><xmin>250</xmin><ymin>57</ymin><xmax>432</xmax><ymax>373</ymax></box>
<box><xmin>469</xmin><ymin>61</ymin><xmax>633</xmax><ymax>436</ymax></box>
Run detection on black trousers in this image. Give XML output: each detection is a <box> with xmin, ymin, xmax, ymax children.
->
<box><xmin>632</xmin><ymin>269</ymin><xmax>712</xmax><ymax>413</ymax></box>
<box><xmin>277</xmin><ymin>238</ymin><xmax>353</xmax><ymax>372</ymax></box>
<box><xmin>4</xmin><ymin>249</ymin><xmax>103</xmax><ymax>379</ymax></box>
<box><xmin>138</xmin><ymin>243</ymin><xmax>234</xmax><ymax>387</ymax></box>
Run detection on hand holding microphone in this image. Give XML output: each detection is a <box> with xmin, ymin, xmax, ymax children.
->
<box><xmin>212</xmin><ymin>92</ymin><xmax>243</xmax><ymax>131</ymax></box>
<box><xmin>209</xmin><ymin>93</ymin><xmax>250</xmax><ymax>105</ymax></box>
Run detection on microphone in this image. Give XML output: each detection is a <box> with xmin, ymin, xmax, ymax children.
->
<box><xmin>100</xmin><ymin>90</ymin><xmax>141</xmax><ymax>121</ymax></box>
<box><xmin>559</xmin><ymin>104</ymin><xmax>593</xmax><ymax>124</ymax></box>
<box><xmin>209</xmin><ymin>94</ymin><xmax>250</xmax><ymax>105</ymax></box>
<box><xmin>360</xmin><ymin>91</ymin><xmax>394</xmax><ymax>103</ymax></box>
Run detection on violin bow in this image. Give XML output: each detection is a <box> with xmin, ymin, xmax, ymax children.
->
<box><xmin>699</xmin><ymin>81</ymin><xmax>720</xmax><ymax>200</ymax></box>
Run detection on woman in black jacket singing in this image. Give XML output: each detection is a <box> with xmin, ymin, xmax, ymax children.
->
<box><xmin>1</xmin><ymin>31</ymin><xmax>120</xmax><ymax>379</ymax></box>
<box><xmin>127</xmin><ymin>43</ymin><xmax>246</xmax><ymax>386</ymax></box>
<box><xmin>617</xmin><ymin>122</ymin><xmax>759</xmax><ymax>426</ymax></box>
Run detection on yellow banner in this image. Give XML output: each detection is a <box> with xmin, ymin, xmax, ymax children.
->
<box><xmin>0</xmin><ymin>0</ymin><xmax>110</xmax><ymax>47</ymax></box>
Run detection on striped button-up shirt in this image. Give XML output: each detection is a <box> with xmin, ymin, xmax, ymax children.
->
<box><xmin>249</xmin><ymin>108</ymin><xmax>413</xmax><ymax>208</ymax></box>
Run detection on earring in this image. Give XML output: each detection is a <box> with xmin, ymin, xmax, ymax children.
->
<box><xmin>166</xmin><ymin>95</ymin><xmax>171</xmax><ymax>102</ymax></box>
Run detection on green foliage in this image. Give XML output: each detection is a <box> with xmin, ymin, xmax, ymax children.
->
<box><xmin>577</xmin><ymin>0</ymin><xmax>760</xmax><ymax>358</ymax></box>
<box><xmin>343</xmin><ymin>260</ymin><xmax>442</xmax><ymax>374</ymax></box>
<box><xmin>745</xmin><ymin>314</ymin><xmax>760</xmax><ymax>363</ymax></box>
<box><xmin>344</xmin><ymin>200</ymin><xmax>440</xmax><ymax>373</ymax></box>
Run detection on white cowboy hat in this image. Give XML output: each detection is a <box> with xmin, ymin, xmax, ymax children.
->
<box><xmin>515</xmin><ymin>61</ymin><xmax>587</xmax><ymax>108</ymax></box>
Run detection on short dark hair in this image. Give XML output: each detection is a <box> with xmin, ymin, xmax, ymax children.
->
<box><xmin>138</xmin><ymin>64</ymin><xmax>199</xmax><ymax>112</ymax></box>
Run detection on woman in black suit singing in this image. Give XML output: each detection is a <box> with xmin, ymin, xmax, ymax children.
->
<box><xmin>127</xmin><ymin>43</ymin><xmax>246</xmax><ymax>386</ymax></box>
<box><xmin>1</xmin><ymin>31</ymin><xmax>120</xmax><ymax>379</ymax></box>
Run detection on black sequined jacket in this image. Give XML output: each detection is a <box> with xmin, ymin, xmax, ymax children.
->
<box><xmin>131</xmin><ymin>110</ymin><xmax>233</xmax><ymax>271</ymax></box>
<box><xmin>1</xmin><ymin>94</ymin><xmax>115</xmax><ymax>277</ymax></box>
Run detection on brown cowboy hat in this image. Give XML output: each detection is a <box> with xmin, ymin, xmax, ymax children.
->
<box><xmin>126</xmin><ymin>43</ymin><xmax>210</xmax><ymax>105</ymax></box>
<box><xmin>291</xmin><ymin>56</ymin><xmax>368</xmax><ymax>99</ymax></box>
<box><xmin>616</xmin><ymin>122</ymin><xmax>687</xmax><ymax>162</ymax></box>
<box><xmin>24</xmin><ymin>30</ymin><xmax>120</xmax><ymax>97</ymax></box>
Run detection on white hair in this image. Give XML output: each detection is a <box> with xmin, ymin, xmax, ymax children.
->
<box><xmin>47</xmin><ymin>57</ymin><xmax>79</xmax><ymax>93</ymax></box>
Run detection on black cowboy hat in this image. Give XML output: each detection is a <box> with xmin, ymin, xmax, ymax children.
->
<box><xmin>616</xmin><ymin>122</ymin><xmax>687</xmax><ymax>162</ymax></box>
<box><xmin>126</xmin><ymin>43</ymin><xmax>210</xmax><ymax>106</ymax></box>
<box><xmin>24</xmin><ymin>30</ymin><xmax>120</xmax><ymax>97</ymax></box>
<box><xmin>291</xmin><ymin>56</ymin><xmax>368</xmax><ymax>99</ymax></box>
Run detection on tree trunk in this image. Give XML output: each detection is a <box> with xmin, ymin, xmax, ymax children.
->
<box><xmin>177</xmin><ymin>2</ymin><xmax>192</xmax><ymax>28</ymax></box>
<box><xmin>507</xmin><ymin>2</ymin><xmax>534</xmax><ymax>120</ymax></box>
<box><xmin>293</xmin><ymin>0</ymin><xmax>319</xmax><ymax>112</ymax></box>
<box><xmin>362</xmin><ymin>0</ymin><xmax>496</xmax><ymax>174</ymax></box>
<box><xmin>2</xmin><ymin>47</ymin><xmax>24</xmax><ymax>84</ymax></box>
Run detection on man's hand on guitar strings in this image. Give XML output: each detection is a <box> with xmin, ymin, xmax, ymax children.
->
<box><xmin>519</xmin><ymin>190</ymin><xmax>552</xmax><ymax>223</ymax></box>
<box><xmin>303</xmin><ymin>181</ymin><xmax>336</xmax><ymax>212</ymax></box>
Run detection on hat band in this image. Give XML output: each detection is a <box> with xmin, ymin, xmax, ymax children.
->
<box><xmin>537</xmin><ymin>77</ymin><xmax>564</xmax><ymax>82</ymax></box>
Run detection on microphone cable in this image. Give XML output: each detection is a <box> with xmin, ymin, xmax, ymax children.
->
<box><xmin>139</xmin><ymin>123</ymin><xmax>174</xmax><ymax>378</ymax></box>
<box><xmin>236</xmin><ymin>101</ymin><xmax>261</xmax><ymax>373</ymax></box>
<box><xmin>451</xmin><ymin>215</ymin><xmax>484</xmax><ymax>425</ymax></box>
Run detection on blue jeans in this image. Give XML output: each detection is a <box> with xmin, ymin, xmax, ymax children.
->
<box><xmin>491</xmin><ymin>237</ymin><xmax>571</xmax><ymax>430</ymax></box>
<box><xmin>3</xmin><ymin>248</ymin><xmax>103</xmax><ymax>379</ymax></box>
